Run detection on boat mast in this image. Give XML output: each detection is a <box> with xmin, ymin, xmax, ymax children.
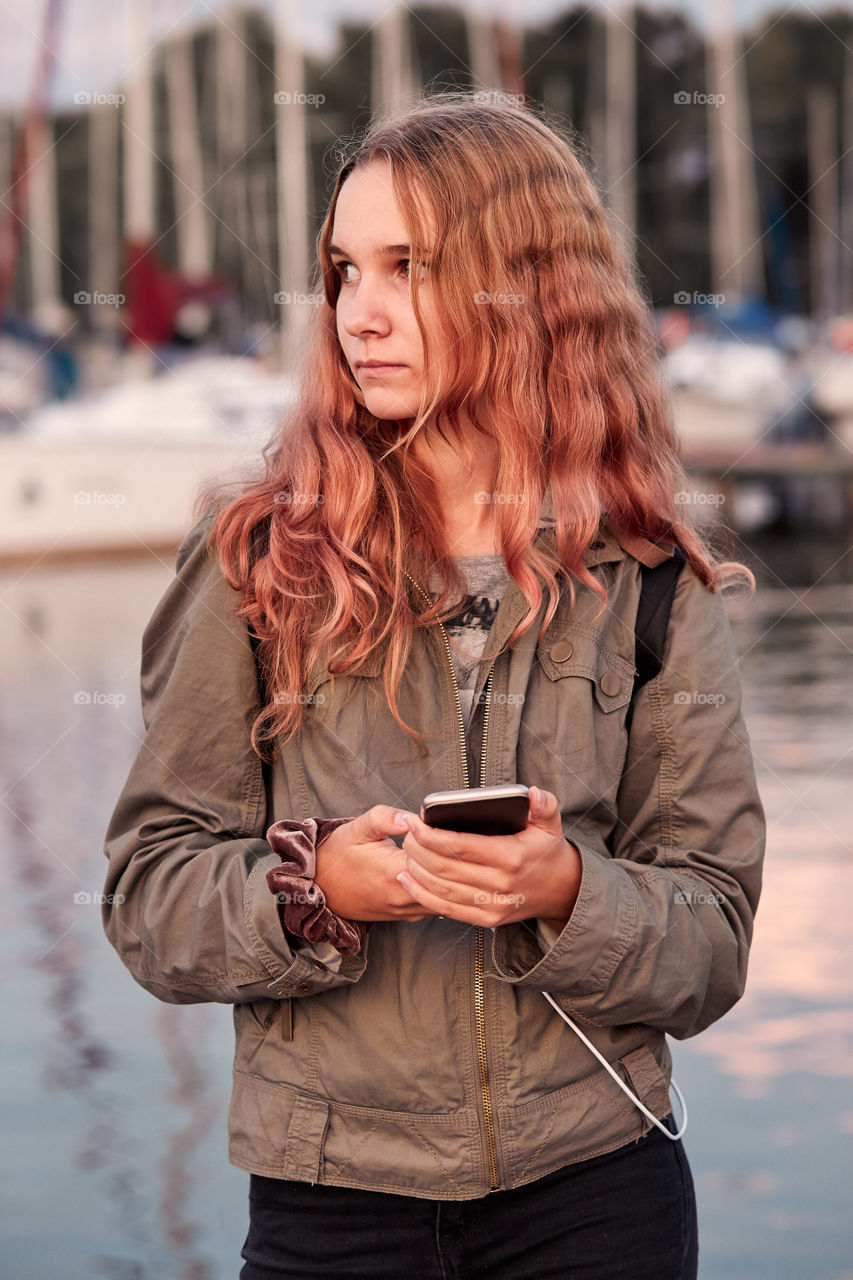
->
<box><xmin>28</xmin><ymin>113</ymin><xmax>61</xmax><ymax>321</ymax></box>
<box><xmin>164</xmin><ymin>5</ymin><xmax>213</xmax><ymax>280</ymax></box>
<box><xmin>604</xmin><ymin>0</ymin><xmax>637</xmax><ymax>263</ymax></box>
<box><xmin>215</xmin><ymin>4</ymin><xmax>251</xmax><ymax>330</ymax></box>
<box><xmin>121</xmin><ymin>0</ymin><xmax>158</xmax><ymax>369</ymax></box>
<box><xmin>807</xmin><ymin>85</ymin><xmax>840</xmax><ymax>322</ymax></box>
<box><xmin>842</xmin><ymin>44</ymin><xmax>853</xmax><ymax>315</ymax></box>
<box><xmin>88</xmin><ymin>100</ymin><xmax>121</xmax><ymax>336</ymax></box>
<box><xmin>706</xmin><ymin>0</ymin><xmax>763</xmax><ymax>303</ymax></box>
<box><xmin>123</xmin><ymin>0</ymin><xmax>156</xmax><ymax>253</ymax></box>
<box><xmin>465</xmin><ymin>0</ymin><xmax>501</xmax><ymax>92</ymax></box>
<box><xmin>274</xmin><ymin>0</ymin><xmax>311</xmax><ymax>372</ymax></box>
<box><xmin>372</xmin><ymin>4</ymin><xmax>416</xmax><ymax>121</ymax></box>
<box><xmin>0</xmin><ymin>0</ymin><xmax>64</xmax><ymax>322</ymax></box>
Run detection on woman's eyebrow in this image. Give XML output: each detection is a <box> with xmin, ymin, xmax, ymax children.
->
<box><xmin>328</xmin><ymin>242</ymin><xmax>412</xmax><ymax>258</ymax></box>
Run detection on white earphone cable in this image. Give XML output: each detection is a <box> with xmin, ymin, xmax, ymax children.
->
<box><xmin>542</xmin><ymin>991</ymin><xmax>688</xmax><ymax>1141</ymax></box>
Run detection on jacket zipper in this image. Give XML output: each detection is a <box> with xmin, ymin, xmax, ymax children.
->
<box><xmin>404</xmin><ymin>570</ymin><xmax>501</xmax><ymax>1190</ymax></box>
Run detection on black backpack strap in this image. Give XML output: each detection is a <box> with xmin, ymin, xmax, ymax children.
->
<box><xmin>248</xmin><ymin>626</ymin><xmax>269</xmax><ymax>706</ymax></box>
<box><xmin>633</xmin><ymin>545</ymin><xmax>687</xmax><ymax>692</ymax></box>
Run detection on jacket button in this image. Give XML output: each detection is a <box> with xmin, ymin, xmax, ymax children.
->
<box><xmin>549</xmin><ymin>640</ymin><xmax>574</xmax><ymax>662</ymax></box>
<box><xmin>600</xmin><ymin>672</ymin><xmax>621</xmax><ymax>697</ymax></box>
<box><xmin>296</xmin><ymin>981</ymin><xmax>312</xmax><ymax>994</ymax></box>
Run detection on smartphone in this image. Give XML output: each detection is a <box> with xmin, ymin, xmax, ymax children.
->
<box><xmin>420</xmin><ymin>784</ymin><xmax>530</xmax><ymax>836</ymax></box>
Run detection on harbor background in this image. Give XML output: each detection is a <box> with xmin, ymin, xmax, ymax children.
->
<box><xmin>1</xmin><ymin>1</ymin><xmax>852</xmax><ymax>1276</ymax></box>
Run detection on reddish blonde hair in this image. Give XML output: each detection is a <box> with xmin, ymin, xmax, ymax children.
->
<box><xmin>201</xmin><ymin>92</ymin><xmax>752</xmax><ymax>758</ymax></box>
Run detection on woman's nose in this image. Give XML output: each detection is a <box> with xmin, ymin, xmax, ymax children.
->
<box><xmin>340</xmin><ymin>278</ymin><xmax>392</xmax><ymax>337</ymax></box>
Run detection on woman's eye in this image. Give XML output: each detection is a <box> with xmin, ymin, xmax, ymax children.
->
<box><xmin>405</xmin><ymin>259</ymin><xmax>429</xmax><ymax>282</ymax></box>
<box><xmin>332</xmin><ymin>258</ymin><xmax>427</xmax><ymax>284</ymax></box>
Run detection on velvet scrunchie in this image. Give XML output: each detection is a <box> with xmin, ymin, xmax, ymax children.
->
<box><xmin>265</xmin><ymin>817</ymin><xmax>368</xmax><ymax>958</ymax></box>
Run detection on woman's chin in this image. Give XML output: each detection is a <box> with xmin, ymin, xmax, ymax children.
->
<box><xmin>361</xmin><ymin>391</ymin><xmax>419</xmax><ymax>421</ymax></box>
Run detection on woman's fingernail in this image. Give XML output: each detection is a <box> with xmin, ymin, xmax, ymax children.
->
<box><xmin>397</xmin><ymin>872</ymin><xmax>411</xmax><ymax>890</ymax></box>
<box><xmin>394</xmin><ymin>811</ymin><xmax>410</xmax><ymax>829</ymax></box>
<box><xmin>530</xmin><ymin>786</ymin><xmax>540</xmax><ymax>807</ymax></box>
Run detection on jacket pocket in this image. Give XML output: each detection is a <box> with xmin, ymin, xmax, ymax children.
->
<box><xmin>519</xmin><ymin>629</ymin><xmax>636</xmax><ymax>812</ymax></box>
<box><xmin>298</xmin><ymin>652</ymin><xmax>385</xmax><ymax>781</ymax></box>
<box><xmin>236</xmin><ymin>997</ymin><xmax>299</xmax><ymax>1077</ymax></box>
<box><xmin>615</xmin><ymin>1043</ymin><xmax>673</xmax><ymax>1133</ymax></box>
<box><xmin>283</xmin><ymin>1094</ymin><xmax>331</xmax><ymax>1181</ymax></box>
<box><xmin>535</xmin><ymin>628</ymin><xmax>635</xmax><ymax>712</ymax></box>
<box><xmin>245</xmin><ymin>997</ymin><xmax>279</xmax><ymax>1036</ymax></box>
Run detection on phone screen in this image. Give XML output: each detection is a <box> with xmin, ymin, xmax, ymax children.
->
<box><xmin>421</xmin><ymin>785</ymin><xmax>530</xmax><ymax>836</ymax></box>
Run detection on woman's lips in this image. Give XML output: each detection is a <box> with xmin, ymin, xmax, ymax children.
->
<box><xmin>357</xmin><ymin>363</ymin><xmax>405</xmax><ymax>376</ymax></box>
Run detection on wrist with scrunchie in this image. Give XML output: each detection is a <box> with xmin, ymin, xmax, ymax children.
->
<box><xmin>265</xmin><ymin>817</ymin><xmax>369</xmax><ymax>958</ymax></box>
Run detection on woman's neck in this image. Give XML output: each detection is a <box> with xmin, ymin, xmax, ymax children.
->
<box><xmin>409</xmin><ymin>418</ymin><xmax>502</xmax><ymax>555</ymax></box>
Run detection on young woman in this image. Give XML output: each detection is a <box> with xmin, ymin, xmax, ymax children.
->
<box><xmin>103</xmin><ymin>94</ymin><xmax>765</xmax><ymax>1278</ymax></box>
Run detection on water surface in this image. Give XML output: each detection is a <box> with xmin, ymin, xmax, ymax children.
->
<box><xmin>1</xmin><ymin>547</ymin><xmax>851</xmax><ymax>1279</ymax></box>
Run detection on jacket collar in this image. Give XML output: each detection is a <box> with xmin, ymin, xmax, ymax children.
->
<box><xmin>333</xmin><ymin>493</ymin><xmax>673</xmax><ymax>686</ymax></box>
<box><xmin>537</xmin><ymin>487</ymin><xmax>674</xmax><ymax>569</ymax></box>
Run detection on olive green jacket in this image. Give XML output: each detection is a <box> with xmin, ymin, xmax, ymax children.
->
<box><xmin>102</xmin><ymin>503</ymin><xmax>765</xmax><ymax>1200</ymax></box>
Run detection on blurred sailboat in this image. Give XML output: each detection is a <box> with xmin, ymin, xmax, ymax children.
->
<box><xmin>663</xmin><ymin>0</ymin><xmax>792</xmax><ymax>464</ymax></box>
<box><xmin>0</xmin><ymin>355</ymin><xmax>294</xmax><ymax>565</ymax></box>
<box><xmin>0</xmin><ymin>1</ymin><xmax>295</xmax><ymax>565</ymax></box>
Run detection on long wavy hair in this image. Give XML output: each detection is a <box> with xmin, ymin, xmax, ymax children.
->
<box><xmin>201</xmin><ymin>91</ymin><xmax>753</xmax><ymax>759</ymax></box>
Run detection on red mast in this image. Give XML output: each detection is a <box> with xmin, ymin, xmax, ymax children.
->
<box><xmin>0</xmin><ymin>0</ymin><xmax>64</xmax><ymax>321</ymax></box>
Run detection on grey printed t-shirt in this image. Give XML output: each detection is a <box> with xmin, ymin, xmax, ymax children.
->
<box><xmin>425</xmin><ymin>554</ymin><xmax>512</xmax><ymax>729</ymax></box>
<box><xmin>425</xmin><ymin>550</ymin><xmax>561</xmax><ymax>952</ymax></box>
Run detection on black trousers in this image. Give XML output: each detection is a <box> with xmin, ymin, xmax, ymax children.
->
<box><xmin>238</xmin><ymin>1115</ymin><xmax>699</xmax><ymax>1279</ymax></box>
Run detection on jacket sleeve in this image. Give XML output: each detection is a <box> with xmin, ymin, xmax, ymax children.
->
<box><xmin>101</xmin><ymin>510</ymin><xmax>369</xmax><ymax>1005</ymax></box>
<box><xmin>489</xmin><ymin>560</ymin><xmax>766</xmax><ymax>1040</ymax></box>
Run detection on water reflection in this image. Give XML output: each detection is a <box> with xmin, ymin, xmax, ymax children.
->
<box><xmin>694</xmin><ymin>584</ymin><xmax>853</xmax><ymax>1100</ymax></box>
<box><xmin>155</xmin><ymin>1004</ymin><xmax>221</xmax><ymax>1280</ymax></box>
<box><xmin>1</xmin><ymin>690</ymin><xmax>149</xmax><ymax>1267</ymax></box>
<box><xmin>0</xmin><ymin>554</ymin><xmax>851</xmax><ymax>1278</ymax></box>
<box><xmin>1</xmin><ymin>557</ymin><xmax>225</xmax><ymax>1279</ymax></box>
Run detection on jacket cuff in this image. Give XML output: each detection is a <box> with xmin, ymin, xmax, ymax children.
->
<box><xmin>490</xmin><ymin>840</ymin><xmax>637</xmax><ymax>992</ymax></box>
<box><xmin>266</xmin><ymin>816</ymin><xmax>367</xmax><ymax>957</ymax></box>
<box><xmin>244</xmin><ymin>853</ymin><xmax>369</xmax><ymax>996</ymax></box>
<box><xmin>536</xmin><ymin>919</ymin><xmax>561</xmax><ymax>952</ymax></box>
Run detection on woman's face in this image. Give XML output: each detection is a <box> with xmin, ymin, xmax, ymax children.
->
<box><xmin>331</xmin><ymin>160</ymin><xmax>437</xmax><ymax>422</ymax></box>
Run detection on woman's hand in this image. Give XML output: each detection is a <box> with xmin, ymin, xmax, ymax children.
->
<box><xmin>314</xmin><ymin>806</ymin><xmax>433</xmax><ymax>922</ymax></box>
<box><xmin>395</xmin><ymin>786</ymin><xmax>581</xmax><ymax>931</ymax></box>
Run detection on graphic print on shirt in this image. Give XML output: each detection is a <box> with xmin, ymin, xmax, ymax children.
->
<box><xmin>428</xmin><ymin>555</ymin><xmax>511</xmax><ymax>729</ymax></box>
